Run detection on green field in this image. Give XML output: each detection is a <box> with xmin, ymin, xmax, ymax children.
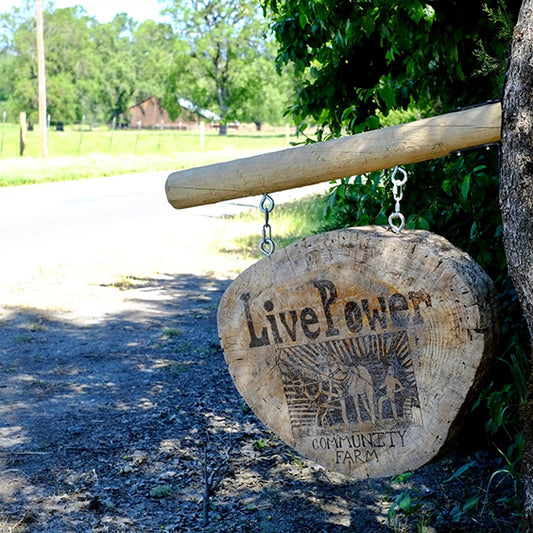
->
<box><xmin>0</xmin><ymin>123</ymin><xmax>296</xmax><ymax>186</ymax></box>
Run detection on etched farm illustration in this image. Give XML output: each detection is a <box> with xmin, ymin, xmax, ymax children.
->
<box><xmin>276</xmin><ymin>332</ymin><xmax>421</xmax><ymax>437</ymax></box>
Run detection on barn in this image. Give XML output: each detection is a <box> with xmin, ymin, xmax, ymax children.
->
<box><xmin>123</xmin><ymin>96</ymin><xmax>215</xmax><ymax>129</ymax></box>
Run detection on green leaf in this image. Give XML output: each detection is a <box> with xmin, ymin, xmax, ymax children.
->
<box><xmin>416</xmin><ymin>216</ymin><xmax>430</xmax><ymax>230</ymax></box>
<box><xmin>375</xmin><ymin>211</ymin><xmax>388</xmax><ymax>225</ymax></box>
<box><xmin>461</xmin><ymin>174</ymin><xmax>471</xmax><ymax>200</ymax></box>
<box><xmin>391</xmin><ymin>471</ymin><xmax>414</xmax><ymax>483</ymax></box>
<box><xmin>423</xmin><ymin>4</ymin><xmax>436</xmax><ymax>22</ymax></box>
<box><xmin>298</xmin><ymin>11</ymin><xmax>307</xmax><ymax>29</ymax></box>
<box><xmin>463</xmin><ymin>494</ymin><xmax>480</xmax><ymax>512</ymax></box>
<box><xmin>398</xmin><ymin>492</ymin><xmax>412</xmax><ymax>510</ymax></box>
<box><xmin>470</xmin><ymin>220</ymin><xmax>478</xmax><ymax>240</ymax></box>
<box><xmin>408</xmin><ymin>1</ymin><xmax>425</xmax><ymax>23</ymax></box>
<box><xmin>365</xmin><ymin>114</ymin><xmax>379</xmax><ymax>130</ymax></box>
<box><xmin>444</xmin><ymin>460</ymin><xmax>476</xmax><ymax>483</ymax></box>
<box><xmin>450</xmin><ymin>503</ymin><xmax>463</xmax><ymax>522</ymax></box>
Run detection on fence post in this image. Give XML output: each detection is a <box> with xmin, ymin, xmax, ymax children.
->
<box><xmin>19</xmin><ymin>112</ymin><xmax>26</xmax><ymax>156</ymax></box>
<box><xmin>158</xmin><ymin>120</ymin><xmax>164</xmax><ymax>152</ymax></box>
<box><xmin>78</xmin><ymin>115</ymin><xmax>85</xmax><ymax>155</ymax></box>
<box><xmin>200</xmin><ymin>121</ymin><xmax>205</xmax><ymax>149</ymax></box>
<box><xmin>134</xmin><ymin>120</ymin><xmax>141</xmax><ymax>154</ymax></box>
<box><xmin>1</xmin><ymin>111</ymin><xmax>6</xmax><ymax>157</ymax></box>
<box><xmin>108</xmin><ymin>116</ymin><xmax>116</xmax><ymax>151</ymax></box>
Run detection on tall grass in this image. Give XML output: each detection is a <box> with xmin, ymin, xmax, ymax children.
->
<box><xmin>217</xmin><ymin>194</ymin><xmax>329</xmax><ymax>259</ymax></box>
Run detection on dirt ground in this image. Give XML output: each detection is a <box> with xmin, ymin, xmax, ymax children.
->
<box><xmin>0</xmin><ymin>186</ymin><xmax>520</xmax><ymax>533</ymax></box>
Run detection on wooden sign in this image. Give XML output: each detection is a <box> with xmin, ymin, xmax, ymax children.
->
<box><xmin>217</xmin><ymin>227</ymin><xmax>499</xmax><ymax>479</ymax></box>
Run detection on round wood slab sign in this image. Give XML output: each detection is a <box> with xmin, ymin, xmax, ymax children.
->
<box><xmin>217</xmin><ymin>226</ymin><xmax>499</xmax><ymax>479</ymax></box>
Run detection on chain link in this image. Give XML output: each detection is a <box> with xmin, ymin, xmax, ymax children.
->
<box><xmin>259</xmin><ymin>193</ymin><xmax>275</xmax><ymax>256</ymax></box>
<box><xmin>388</xmin><ymin>166</ymin><xmax>408</xmax><ymax>234</ymax></box>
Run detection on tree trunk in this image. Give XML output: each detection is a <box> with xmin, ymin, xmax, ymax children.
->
<box><xmin>500</xmin><ymin>0</ymin><xmax>533</xmax><ymax>529</ymax></box>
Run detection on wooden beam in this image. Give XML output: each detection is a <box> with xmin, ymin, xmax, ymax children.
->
<box><xmin>165</xmin><ymin>102</ymin><xmax>501</xmax><ymax>209</ymax></box>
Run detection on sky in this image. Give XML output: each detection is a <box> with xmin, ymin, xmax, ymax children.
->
<box><xmin>0</xmin><ymin>0</ymin><xmax>167</xmax><ymax>23</ymax></box>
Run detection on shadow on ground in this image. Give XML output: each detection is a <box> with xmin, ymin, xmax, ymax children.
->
<box><xmin>0</xmin><ymin>274</ymin><xmax>518</xmax><ymax>533</ymax></box>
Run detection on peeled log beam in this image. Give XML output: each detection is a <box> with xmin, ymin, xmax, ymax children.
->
<box><xmin>166</xmin><ymin>102</ymin><xmax>501</xmax><ymax>209</ymax></box>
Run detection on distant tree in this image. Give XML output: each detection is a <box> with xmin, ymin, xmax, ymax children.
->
<box><xmin>0</xmin><ymin>2</ymin><xmax>41</xmax><ymax>121</ymax></box>
<box><xmin>132</xmin><ymin>20</ymin><xmax>177</xmax><ymax>105</ymax></box>
<box><xmin>0</xmin><ymin>4</ymin><xmax>102</xmax><ymax>123</ymax></box>
<box><xmin>89</xmin><ymin>14</ymin><xmax>140</xmax><ymax>123</ymax></box>
<box><xmin>162</xmin><ymin>0</ymin><xmax>291</xmax><ymax>133</ymax></box>
<box><xmin>235</xmin><ymin>49</ymin><xmax>295</xmax><ymax>127</ymax></box>
<box><xmin>0</xmin><ymin>4</ymin><xmax>183</xmax><ymax>124</ymax></box>
<box><xmin>0</xmin><ymin>0</ymin><xmax>291</xmax><ymax>128</ymax></box>
<box><xmin>43</xmin><ymin>7</ymin><xmax>99</xmax><ymax>122</ymax></box>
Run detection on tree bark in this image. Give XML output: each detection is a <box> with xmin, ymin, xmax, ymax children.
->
<box><xmin>500</xmin><ymin>0</ymin><xmax>533</xmax><ymax>529</ymax></box>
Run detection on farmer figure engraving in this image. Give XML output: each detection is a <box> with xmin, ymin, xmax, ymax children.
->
<box><xmin>378</xmin><ymin>367</ymin><xmax>404</xmax><ymax>420</ymax></box>
<box><xmin>294</xmin><ymin>350</ymin><xmax>376</xmax><ymax>429</ymax></box>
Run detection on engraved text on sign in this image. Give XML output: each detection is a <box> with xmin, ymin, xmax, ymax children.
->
<box><xmin>240</xmin><ymin>279</ymin><xmax>427</xmax><ymax>466</ymax></box>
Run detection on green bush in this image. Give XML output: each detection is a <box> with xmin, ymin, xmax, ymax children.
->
<box><xmin>319</xmin><ymin>149</ymin><xmax>528</xmax><ymax>519</ymax></box>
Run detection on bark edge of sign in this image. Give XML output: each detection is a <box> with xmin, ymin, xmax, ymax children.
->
<box><xmin>217</xmin><ymin>226</ymin><xmax>500</xmax><ymax>478</ymax></box>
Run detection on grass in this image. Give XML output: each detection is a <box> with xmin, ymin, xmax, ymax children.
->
<box><xmin>0</xmin><ymin>123</ymin><xmax>296</xmax><ymax>186</ymax></box>
<box><xmin>0</xmin><ymin>515</ymin><xmax>31</xmax><ymax>533</ymax></box>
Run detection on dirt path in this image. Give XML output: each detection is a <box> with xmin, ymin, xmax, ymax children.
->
<box><xmin>0</xmin><ymin>179</ymin><xmax>517</xmax><ymax>532</ymax></box>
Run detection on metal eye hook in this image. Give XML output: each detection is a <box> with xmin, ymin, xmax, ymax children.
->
<box><xmin>259</xmin><ymin>193</ymin><xmax>275</xmax><ymax>214</ymax></box>
<box><xmin>388</xmin><ymin>212</ymin><xmax>406</xmax><ymax>234</ymax></box>
<box><xmin>389</xmin><ymin>166</ymin><xmax>408</xmax><ymax>234</ymax></box>
<box><xmin>259</xmin><ymin>193</ymin><xmax>275</xmax><ymax>256</ymax></box>
<box><xmin>391</xmin><ymin>166</ymin><xmax>408</xmax><ymax>187</ymax></box>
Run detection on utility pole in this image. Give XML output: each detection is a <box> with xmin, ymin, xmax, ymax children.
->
<box><xmin>36</xmin><ymin>0</ymin><xmax>47</xmax><ymax>157</ymax></box>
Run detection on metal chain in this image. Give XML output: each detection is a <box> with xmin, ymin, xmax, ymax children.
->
<box><xmin>388</xmin><ymin>166</ymin><xmax>408</xmax><ymax>234</ymax></box>
<box><xmin>259</xmin><ymin>193</ymin><xmax>275</xmax><ymax>256</ymax></box>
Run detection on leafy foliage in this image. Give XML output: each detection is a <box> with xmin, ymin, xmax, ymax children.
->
<box><xmin>161</xmin><ymin>0</ymin><xmax>294</xmax><ymax>129</ymax></box>
<box><xmin>264</xmin><ymin>0</ymin><xmax>522</xmax><ymax>139</ymax></box>
<box><xmin>0</xmin><ymin>1</ymin><xmax>295</xmax><ymax>126</ymax></box>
